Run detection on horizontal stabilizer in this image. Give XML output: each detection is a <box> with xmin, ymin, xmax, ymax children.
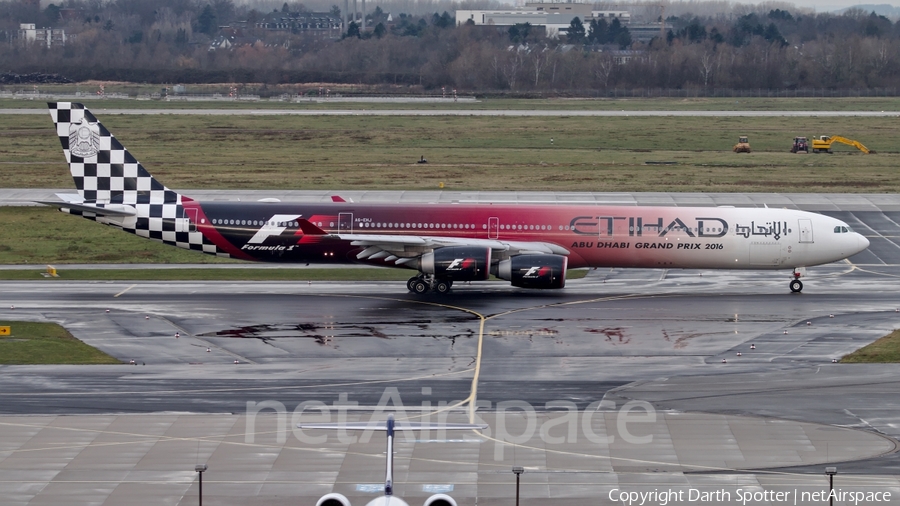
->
<box><xmin>37</xmin><ymin>200</ymin><xmax>136</xmax><ymax>217</ymax></box>
<box><xmin>298</xmin><ymin>421</ymin><xmax>487</xmax><ymax>431</ymax></box>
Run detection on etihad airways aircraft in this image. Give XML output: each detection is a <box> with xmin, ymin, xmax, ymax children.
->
<box><xmin>43</xmin><ymin>102</ymin><xmax>869</xmax><ymax>294</ymax></box>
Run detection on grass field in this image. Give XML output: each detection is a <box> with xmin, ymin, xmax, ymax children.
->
<box><xmin>2</xmin><ymin>112</ymin><xmax>900</xmax><ymax>192</ymax></box>
<box><xmin>0</xmin><ymin>320</ymin><xmax>121</xmax><ymax>364</ymax></box>
<box><xmin>3</xmin><ymin>93</ymin><xmax>900</xmax><ymax>111</ymax></box>
<box><xmin>841</xmin><ymin>329</ymin><xmax>900</xmax><ymax>363</ymax></box>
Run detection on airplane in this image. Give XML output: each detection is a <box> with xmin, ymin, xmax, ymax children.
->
<box><xmin>297</xmin><ymin>414</ymin><xmax>487</xmax><ymax>506</ymax></box>
<box><xmin>42</xmin><ymin>102</ymin><xmax>870</xmax><ymax>294</ymax></box>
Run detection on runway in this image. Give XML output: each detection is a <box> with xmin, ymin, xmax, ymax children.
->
<box><xmin>2</xmin><ymin>203</ymin><xmax>900</xmax><ymax>505</ymax></box>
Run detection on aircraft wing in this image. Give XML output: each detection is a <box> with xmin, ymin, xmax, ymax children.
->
<box><xmin>334</xmin><ymin>233</ymin><xmax>570</xmax><ymax>264</ymax></box>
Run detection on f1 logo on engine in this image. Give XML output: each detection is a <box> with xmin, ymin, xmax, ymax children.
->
<box><xmin>523</xmin><ymin>266</ymin><xmax>551</xmax><ymax>278</ymax></box>
<box><xmin>447</xmin><ymin>258</ymin><xmax>476</xmax><ymax>271</ymax></box>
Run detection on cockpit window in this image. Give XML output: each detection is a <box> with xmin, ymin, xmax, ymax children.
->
<box><xmin>833</xmin><ymin>226</ymin><xmax>852</xmax><ymax>233</ymax></box>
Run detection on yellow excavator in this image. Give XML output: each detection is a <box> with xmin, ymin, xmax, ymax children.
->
<box><xmin>811</xmin><ymin>136</ymin><xmax>875</xmax><ymax>154</ymax></box>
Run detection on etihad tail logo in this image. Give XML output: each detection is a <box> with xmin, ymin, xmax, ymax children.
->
<box><xmin>68</xmin><ymin>118</ymin><xmax>101</xmax><ymax>158</ymax></box>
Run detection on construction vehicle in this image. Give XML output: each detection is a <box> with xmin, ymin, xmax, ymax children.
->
<box><xmin>811</xmin><ymin>136</ymin><xmax>875</xmax><ymax>154</ymax></box>
<box><xmin>733</xmin><ymin>135</ymin><xmax>751</xmax><ymax>153</ymax></box>
<box><xmin>791</xmin><ymin>137</ymin><xmax>809</xmax><ymax>153</ymax></box>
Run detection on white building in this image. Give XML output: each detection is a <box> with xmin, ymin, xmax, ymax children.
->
<box><xmin>18</xmin><ymin>23</ymin><xmax>68</xmax><ymax>47</ymax></box>
<box><xmin>456</xmin><ymin>5</ymin><xmax>630</xmax><ymax>39</ymax></box>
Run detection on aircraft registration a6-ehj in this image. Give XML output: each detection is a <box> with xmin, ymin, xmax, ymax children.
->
<box><xmin>43</xmin><ymin>102</ymin><xmax>870</xmax><ymax>294</ymax></box>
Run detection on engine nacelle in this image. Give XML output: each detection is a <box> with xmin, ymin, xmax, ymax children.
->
<box><xmin>420</xmin><ymin>246</ymin><xmax>491</xmax><ymax>281</ymax></box>
<box><xmin>496</xmin><ymin>254</ymin><xmax>568</xmax><ymax>289</ymax></box>
<box><xmin>423</xmin><ymin>494</ymin><xmax>457</xmax><ymax>506</ymax></box>
<box><xmin>317</xmin><ymin>493</ymin><xmax>352</xmax><ymax>506</ymax></box>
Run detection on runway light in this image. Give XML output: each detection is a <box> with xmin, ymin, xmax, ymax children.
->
<box><xmin>129</xmin><ymin>359</ymin><xmax>135</xmax><ymax>365</ymax></box>
<box><xmin>806</xmin><ymin>321</ymin><xmax>812</xmax><ymax>326</ymax></box>
<box><xmin>207</xmin><ymin>347</ymin><xmax>211</xmax><ymax>352</ymax></box>
<box><xmin>10</xmin><ymin>305</ymin><xmax>13</xmax><ymax>310</ymax></box>
<box><xmin>737</xmin><ymin>352</ymin><xmax>742</xmax><ymax>356</ymax></box>
<box><xmin>750</xmin><ymin>344</ymin><xmax>756</xmax><ymax>349</ymax></box>
<box><xmin>175</xmin><ymin>332</ymin><xmax>180</xmax><ymax>338</ymax></box>
<box><xmin>784</xmin><ymin>330</ymin><xmax>788</xmax><ymax>334</ymax></box>
<box><xmin>829</xmin><ymin>314</ymin><xmax>834</xmax><ymax>318</ymax></box>
<box><xmin>234</xmin><ymin>360</ymin><xmax>239</xmax><ymax>364</ymax></box>
<box><xmin>106</xmin><ymin>309</ymin><xmax>110</xmax><ymax>313</ymax></box>
<box><xmin>832</xmin><ymin>358</ymin><xmax>838</xmax><ymax>363</ymax></box>
<box><xmin>145</xmin><ymin>315</ymin><xmax>149</xmax><ymax>320</ymax></box>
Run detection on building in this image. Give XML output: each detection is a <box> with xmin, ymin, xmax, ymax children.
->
<box><xmin>256</xmin><ymin>12</ymin><xmax>342</xmax><ymax>39</ymax></box>
<box><xmin>18</xmin><ymin>23</ymin><xmax>68</xmax><ymax>47</ymax></box>
<box><xmin>456</xmin><ymin>3</ymin><xmax>631</xmax><ymax>39</ymax></box>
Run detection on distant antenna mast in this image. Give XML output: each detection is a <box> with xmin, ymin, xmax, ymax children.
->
<box><xmin>659</xmin><ymin>3</ymin><xmax>665</xmax><ymax>40</ymax></box>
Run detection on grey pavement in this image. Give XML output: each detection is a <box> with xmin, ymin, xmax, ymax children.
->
<box><xmin>7</xmin><ymin>188</ymin><xmax>900</xmax><ymax>211</ymax></box>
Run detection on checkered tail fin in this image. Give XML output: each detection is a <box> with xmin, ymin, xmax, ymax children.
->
<box><xmin>48</xmin><ymin>102</ymin><xmax>183</xmax><ymax>205</ymax></box>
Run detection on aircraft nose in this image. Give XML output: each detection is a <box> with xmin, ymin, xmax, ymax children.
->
<box><xmin>858</xmin><ymin>233</ymin><xmax>870</xmax><ymax>252</ymax></box>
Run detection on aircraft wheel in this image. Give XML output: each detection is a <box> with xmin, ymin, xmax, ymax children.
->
<box><xmin>407</xmin><ymin>276</ymin><xmax>421</xmax><ymax>292</ymax></box>
<box><xmin>413</xmin><ymin>280</ymin><xmax>430</xmax><ymax>294</ymax></box>
<box><xmin>790</xmin><ymin>279</ymin><xmax>803</xmax><ymax>293</ymax></box>
<box><xmin>435</xmin><ymin>280</ymin><xmax>451</xmax><ymax>294</ymax></box>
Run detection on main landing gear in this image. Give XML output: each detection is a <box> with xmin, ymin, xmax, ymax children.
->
<box><xmin>407</xmin><ymin>274</ymin><xmax>453</xmax><ymax>294</ymax></box>
<box><xmin>790</xmin><ymin>270</ymin><xmax>803</xmax><ymax>293</ymax></box>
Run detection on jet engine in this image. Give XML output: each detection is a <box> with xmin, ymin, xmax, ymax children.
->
<box><xmin>419</xmin><ymin>246</ymin><xmax>491</xmax><ymax>281</ymax></box>
<box><xmin>496</xmin><ymin>254</ymin><xmax>568</xmax><ymax>289</ymax></box>
<box><xmin>317</xmin><ymin>493</ymin><xmax>351</xmax><ymax>506</ymax></box>
<box><xmin>423</xmin><ymin>494</ymin><xmax>457</xmax><ymax>506</ymax></box>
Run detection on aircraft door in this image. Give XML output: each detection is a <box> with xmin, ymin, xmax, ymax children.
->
<box><xmin>488</xmin><ymin>217</ymin><xmax>499</xmax><ymax>239</ymax></box>
<box><xmin>798</xmin><ymin>219</ymin><xmax>813</xmax><ymax>243</ymax></box>
<box><xmin>339</xmin><ymin>213</ymin><xmax>353</xmax><ymax>233</ymax></box>
<box><xmin>176</xmin><ymin>207</ymin><xmax>197</xmax><ymax>233</ymax></box>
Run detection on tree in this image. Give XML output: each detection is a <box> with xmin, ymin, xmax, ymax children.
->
<box><xmin>44</xmin><ymin>3</ymin><xmax>61</xmax><ymax>25</ymax></box>
<box><xmin>374</xmin><ymin>22</ymin><xmax>386</xmax><ymax>38</ymax></box>
<box><xmin>567</xmin><ymin>17</ymin><xmax>585</xmax><ymax>44</ymax></box>
<box><xmin>508</xmin><ymin>23</ymin><xmax>532</xmax><ymax>43</ymax></box>
<box><xmin>331</xmin><ymin>5</ymin><xmax>341</xmax><ymax>18</ymax></box>
<box><xmin>197</xmin><ymin>5</ymin><xmax>217</xmax><ymax>36</ymax></box>
<box><xmin>432</xmin><ymin>11</ymin><xmax>453</xmax><ymax>29</ymax></box>
<box><xmin>589</xmin><ymin>18</ymin><xmax>608</xmax><ymax>44</ymax></box>
<box><xmin>345</xmin><ymin>21</ymin><xmax>360</xmax><ymax>38</ymax></box>
<box><xmin>614</xmin><ymin>27</ymin><xmax>632</xmax><ymax>48</ymax></box>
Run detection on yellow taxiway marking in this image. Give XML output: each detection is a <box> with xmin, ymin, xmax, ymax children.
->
<box><xmin>113</xmin><ymin>284</ymin><xmax>137</xmax><ymax>298</ymax></box>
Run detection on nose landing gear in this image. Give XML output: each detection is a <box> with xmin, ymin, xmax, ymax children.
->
<box><xmin>790</xmin><ymin>270</ymin><xmax>803</xmax><ymax>293</ymax></box>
